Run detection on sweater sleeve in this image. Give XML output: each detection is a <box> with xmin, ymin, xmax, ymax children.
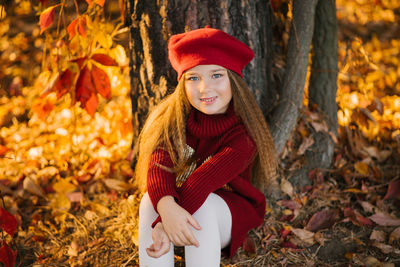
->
<box><xmin>147</xmin><ymin>148</ymin><xmax>180</xmax><ymax>213</ymax></box>
<box><xmin>177</xmin><ymin>129</ymin><xmax>257</xmax><ymax>214</ymax></box>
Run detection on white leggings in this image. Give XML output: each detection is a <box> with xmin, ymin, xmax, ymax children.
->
<box><xmin>138</xmin><ymin>192</ymin><xmax>232</xmax><ymax>267</ymax></box>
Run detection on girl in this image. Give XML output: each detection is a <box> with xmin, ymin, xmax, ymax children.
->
<box><xmin>136</xmin><ymin>27</ymin><xmax>278</xmax><ymax>267</ymax></box>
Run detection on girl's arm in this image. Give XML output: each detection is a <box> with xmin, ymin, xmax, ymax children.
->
<box><xmin>147</xmin><ymin>148</ymin><xmax>180</xmax><ymax>214</ymax></box>
<box><xmin>147</xmin><ymin>148</ymin><xmax>200</xmax><ymax>246</ymax></box>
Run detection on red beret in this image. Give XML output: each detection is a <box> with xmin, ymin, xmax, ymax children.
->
<box><xmin>168</xmin><ymin>27</ymin><xmax>254</xmax><ymax>80</ymax></box>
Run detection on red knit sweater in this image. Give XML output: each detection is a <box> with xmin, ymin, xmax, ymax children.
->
<box><xmin>146</xmin><ymin>104</ymin><xmax>266</xmax><ymax>258</ymax></box>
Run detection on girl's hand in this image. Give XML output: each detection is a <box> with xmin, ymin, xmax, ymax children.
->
<box><xmin>157</xmin><ymin>196</ymin><xmax>201</xmax><ymax>247</ymax></box>
<box><xmin>146</xmin><ymin>222</ymin><xmax>171</xmax><ymax>258</ymax></box>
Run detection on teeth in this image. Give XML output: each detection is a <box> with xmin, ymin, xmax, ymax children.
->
<box><xmin>201</xmin><ymin>97</ymin><xmax>216</xmax><ymax>102</ymax></box>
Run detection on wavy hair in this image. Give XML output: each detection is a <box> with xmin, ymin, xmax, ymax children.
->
<box><xmin>134</xmin><ymin>70</ymin><xmax>278</xmax><ymax>194</ymax></box>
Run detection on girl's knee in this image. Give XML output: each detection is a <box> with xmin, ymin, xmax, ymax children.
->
<box><xmin>139</xmin><ymin>192</ymin><xmax>153</xmax><ymax>213</ymax></box>
<box><xmin>192</xmin><ymin>193</ymin><xmax>220</xmax><ymax>222</ymax></box>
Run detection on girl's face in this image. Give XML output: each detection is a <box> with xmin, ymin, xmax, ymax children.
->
<box><xmin>184</xmin><ymin>64</ymin><xmax>232</xmax><ymax>115</ymax></box>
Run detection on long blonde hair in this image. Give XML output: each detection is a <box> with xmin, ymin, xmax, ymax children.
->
<box><xmin>134</xmin><ymin>70</ymin><xmax>278</xmax><ymax>194</ymax></box>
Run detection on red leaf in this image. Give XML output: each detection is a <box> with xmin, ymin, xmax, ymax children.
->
<box><xmin>280</xmin><ymin>227</ymin><xmax>292</xmax><ymax>239</ymax></box>
<box><xmin>281</xmin><ymin>242</ymin><xmax>297</xmax><ymax>249</ymax></box>
<box><xmin>74</xmin><ymin>174</ymin><xmax>92</xmax><ymax>183</ymax></box>
<box><xmin>39</xmin><ymin>5</ymin><xmax>58</xmax><ymax>34</ymax></box>
<box><xmin>384</xmin><ymin>179</ymin><xmax>400</xmax><ymax>200</ymax></box>
<box><xmin>0</xmin><ymin>243</ymin><xmax>17</xmax><ymax>267</ymax></box>
<box><xmin>0</xmin><ymin>207</ymin><xmax>18</xmax><ymax>236</ymax></box>
<box><xmin>68</xmin><ymin>16</ymin><xmax>87</xmax><ymax>40</ymax></box>
<box><xmin>71</xmin><ymin>57</ymin><xmax>87</xmax><ymax>69</ymax></box>
<box><xmin>76</xmin><ymin>66</ymin><xmax>100</xmax><ymax>116</ymax></box>
<box><xmin>280</xmin><ymin>214</ymin><xmax>294</xmax><ymax>222</ymax></box>
<box><xmin>91</xmin><ymin>54</ymin><xmax>118</xmax><ymax>66</ymax></box>
<box><xmin>343</xmin><ymin>207</ymin><xmax>373</xmax><ymax>227</ymax></box>
<box><xmin>91</xmin><ymin>65</ymin><xmax>111</xmax><ymax>99</ymax></box>
<box><xmin>356</xmin><ymin>215</ymin><xmax>374</xmax><ymax>227</ymax></box>
<box><xmin>242</xmin><ymin>235</ymin><xmax>256</xmax><ymax>254</ymax></box>
<box><xmin>85</xmin><ymin>92</ymin><xmax>99</xmax><ymax>117</ymax></box>
<box><xmin>305</xmin><ymin>209</ymin><xmax>340</xmax><ymax>232</ymax></box>
<box><xmin>78</xmin><ymin>16</ymin><xmax>87</xmax><ymax>37</ymax></box>
<box><xmin>76</xmin><ymin>66</ymin><xmax>95</xmax><ymax>106</ymax></box>
<box><xmin>67</xmin><ymin>18</ymin><xmax>78</xmax><ymax>40</ymax></box>
<box><xmin>55</xmin><ymin>69</ymin><xmax>74</xmax><ymax>99</ymax></box>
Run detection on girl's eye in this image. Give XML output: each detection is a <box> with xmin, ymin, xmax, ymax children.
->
<box><xmin>212</xmin><ymin>73</ymin><xmax>222</xmax><ymax>78</ymax></box>
<box><xmin>187</xmin><ymin>76</ymin><xmax>199</xmax><ymax>81</ymax></box>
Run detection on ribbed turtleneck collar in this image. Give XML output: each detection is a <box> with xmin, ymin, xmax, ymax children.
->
<box><xmin>186</xmin><ymin>102</ymin><xmax>239</xmax><ymax>138</ymax></box>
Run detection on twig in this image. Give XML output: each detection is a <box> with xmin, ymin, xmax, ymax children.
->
<box><xmin>121</xmin><ymin>251</ymin><xmax>138</xmax><ymax>267</ymax></box>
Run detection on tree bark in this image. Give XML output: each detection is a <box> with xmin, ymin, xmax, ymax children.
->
<box><xmin>268</xmin><ymin>0</ymin><xmax>319</xmax><ymax>154</ymax></box>
<box><xmin>126</xmin><ymin>0</ymin><xmax>275</xmax><ymax>167</ymax></box>
<box><xmin>309</xmin><ymin>0</ymin><xmax>338</xmax><ymax>134</ymax></box>
<box><xmin>288</xmin><ymin>0</ymin><xmax>339</xmax><ymax>187</ymax></box>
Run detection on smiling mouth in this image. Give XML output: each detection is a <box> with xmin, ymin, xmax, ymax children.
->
<box><xmin>200</xmin><ymin>96</ymin><xmax>217</xmax><ymax>103</ymax></box>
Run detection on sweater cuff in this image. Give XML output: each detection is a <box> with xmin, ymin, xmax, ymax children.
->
<box><xmin>148</xmin><ymin>185</ymin><xmax>180</xmax><ymax>212</ymax></box>
<box><xmin>151</xmin><ymin>216</ymin><xmax>162</xmax><ymax>228</ymax></box>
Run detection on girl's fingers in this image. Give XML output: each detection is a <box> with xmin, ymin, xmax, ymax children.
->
<box><xmin>146</xmin><ymin>241</ymin><xmax>170</xmax><ymax>258</ymax></box>
<box><xmin>182</xmin><ymin>225</ymin><xmax>199</xmax><ymax>247</ymax></box>
<box><xmin>187</xmin><ymin>215</ymin><xmax>202</xmax><ymax>230</ymax></box>
<box><xmin>172</xmin><ymin>233</ymin><xmax>187</xmax><ymax>246</ymax></box>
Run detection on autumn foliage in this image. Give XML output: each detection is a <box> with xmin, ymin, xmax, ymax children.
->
<box><xmin>37</xmin><ymin>0</ymin><xmax>123</xmax><ymax>117</ymax></box>
<box><xmin>0</xmin><ymin>0</ymin><xmax>399</xmax><ymax>266</ymax></box>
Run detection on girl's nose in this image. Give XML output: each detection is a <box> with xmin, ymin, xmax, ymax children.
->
<box><xmin>199</xmin><ymin>78</ymin><xmax>209</xmax><ymax>93</ymax></box>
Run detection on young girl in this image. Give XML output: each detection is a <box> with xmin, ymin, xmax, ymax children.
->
<box><xmin>136</xmin><ymin>27</ymin><xmax>278</xmax><ymax>267</ymax></box>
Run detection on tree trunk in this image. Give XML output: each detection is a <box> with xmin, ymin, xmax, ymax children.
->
<box><xmin>309</xmin><ymin>0</ymin><xmax>338</xmax><ymax>134</ymax></box>
<box><xmin>126</xmin><ymin>0</ymin><xmax>274</xmax><ymax>168</ymax></box>
<box><xmin>288</xmin><ymin>0</ymin><xmax>339</xmax><ymax>187</ymax></box>
<box><xmin>268</xmin><ymin>0</ymin><xmax>319</xmax><ymax>154</ymax></box>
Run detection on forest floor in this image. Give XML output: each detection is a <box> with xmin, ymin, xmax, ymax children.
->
<box><xmin>0</xmin><ymin>0</ymin><xmax>400</xmax><ymax>266</ymax></box>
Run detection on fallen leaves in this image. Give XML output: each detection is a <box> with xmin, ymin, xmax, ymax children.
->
<box><xmin>280</xmin><ymin>178</ymin><xmax>294</xmax><ymax>197</ymax></box>
<box><xmin>0</xmin><ymin>243</ymin><xmax>17</xmax><ymax>267</ymax></box>
<box><xmin>305</xmin><ymin>209</ymin><xmax>340</xmax><ymax>232</ymax></box>
<box><xmin>0</xmin><ymin>208</ymin><xmax>18</xmax><ymax>236</ymax></box>
<box><xmin>291</xmin><ymin>228</ymin><xmax>315</xmax><ymax>246</ymax></box>
<box><xmin>369</xmin><ymin>213</ymin><xmax>400</xmax><ymax>227</ymax></box>
<box><xmin>383</xmin><ymin>179</ymin><xmax>400</xmax><ymax>200</ymax></box>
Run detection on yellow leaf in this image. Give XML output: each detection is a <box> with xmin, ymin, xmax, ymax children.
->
<box><xmin>103</xmin><ymin>178</ymin><xmax>132</xmax><ymax>191</ymax></box>
<box><xmin>354</xmin><ymin>162</ymin><xmax>369</xmax><ymax>176</ymax></box>
<box><xmin>280</xmin><ymin>178</ymin><xmax>294</xmax><ymax>197</ymax></box>
<box><xmin>283</xmin><ymin>209</ymin><xmax>293</xmax><ymax>216</ymax></box>
<box><xmin>53</xmin><ymin>178</ymin><xmax>76</xmax><ymax>194</ymax></box>
<box><xmin>344</xmin><ymin>188</ymin><xmax>368</xmax><ymax>194</ymax></box>
<box><xmin>51</xmin><ymin>193</ymin><xmax>71</xmax><ymax>211</ymax></box>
